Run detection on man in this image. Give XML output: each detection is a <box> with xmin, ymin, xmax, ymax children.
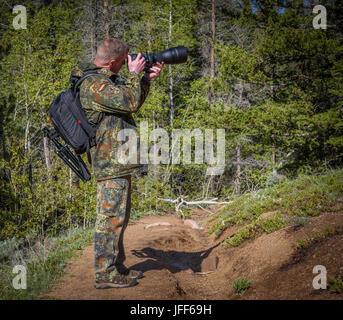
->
<box><xmin>72</xmin><ymin>38</ymin><xmax>164</xmax><ymax>288</ymax></box>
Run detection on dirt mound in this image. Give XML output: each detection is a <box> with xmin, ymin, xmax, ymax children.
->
<box><xmin>44</xmin><ymin>210</ymin><xmax>343</xmax><ymax>300</ymax></box>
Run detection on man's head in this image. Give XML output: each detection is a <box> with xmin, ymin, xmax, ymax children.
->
<box><xmin>94</xmin><ymin>38</ymin><xmax>128</xmax><ymax>73</ymax></box>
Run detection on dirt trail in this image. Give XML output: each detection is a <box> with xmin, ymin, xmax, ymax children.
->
<box><xmin>45</xmin><ymin>208</ymin><xmax>343</xmax><ymax>300</ymax></box>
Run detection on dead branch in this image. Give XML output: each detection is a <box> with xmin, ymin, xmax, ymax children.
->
<box><xmin>158</xmin><ymin>197</ymin><xmax>232</xmax><ymax>212</ymax></box>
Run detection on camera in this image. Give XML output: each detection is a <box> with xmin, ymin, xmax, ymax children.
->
<box><xmin>129</xmin><ymin>46</ymin><xmax>188</xmax><ymax>72</ymax></box>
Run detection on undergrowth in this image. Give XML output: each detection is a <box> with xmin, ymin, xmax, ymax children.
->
<box><xmin>232</xmin><ymin>277</ymin><xmax>253</xmax><ymax>296</ymax></box>
<box><xmin>0</xmin><ymin>228</ymin><xmax>93</xmax><ymax>300</ymax></box>
<box><xmin>208</xmin><ymin>169</ymin><xmax>343</xmax><ymax>247</ymax></box>
<box><xmin>295</xmin><ymin>224</ymin><xmax>343</xmax><ymax>250</ymax></box>
<box><xmin>329</xmin><ymin>275</ymin><xmax>343</xmax><ymax>294</ymax></box>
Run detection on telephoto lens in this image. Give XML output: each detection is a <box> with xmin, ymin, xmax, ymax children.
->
<box><xmin>129</xmin><ymin>46</ymin><xmax>188</xmax><ymax>67</ymax></box>
<box><xmin>154</xmin><ymin>46</ymin><xmax>188</xmax><ymax>64</ymax></box>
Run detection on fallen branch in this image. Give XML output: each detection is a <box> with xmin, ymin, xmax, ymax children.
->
<box><xmin>196</xmin><ymin>204</ymin><xmax>214</xmax><ymax>215</ymax></box>
<box><xmin>144</xmin><ymin>222</ymin><xmax>172</xmax><ymax>229</ymax></box>
<box><xmin>158</xmin><ymin>197</ymin><xmax>232</xmax><ymax>212</ymax></box>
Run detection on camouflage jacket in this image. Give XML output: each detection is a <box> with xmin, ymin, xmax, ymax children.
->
<box><xmin>72</xmin><ymin>62</ymin><xmax>150</xmax><ymax>181</ymax></box>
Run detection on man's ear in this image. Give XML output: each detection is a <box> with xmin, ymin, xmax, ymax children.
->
<box><xmin>106</xmin><ymin>58</ymin><xmax>116</xmax><ymax>68</ymax></box>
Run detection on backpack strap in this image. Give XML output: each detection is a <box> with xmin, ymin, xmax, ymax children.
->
<box><xmin>73</xmin><ymin>71</ymin><xmax>114</xmax><ymax>93</ymax></box>
<box><xmin>73</xmin><ymin>70</ymin><xmax>113</xmax><ymax>133</ymax></box>
<box><xmin>71</xmin><ymin>71</ymin><xmax>112</xmax><ymax>164</ymax></box>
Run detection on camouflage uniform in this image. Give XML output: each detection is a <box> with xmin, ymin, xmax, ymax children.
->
<box><xmin>73</xmin><ymin>62</ymin><xmax>150</xmax><ymax>281</ymax></box>
<box><xmin>94</xmin><ymin>176</ymin><xmax>131</xmax><ymax>281</ymax></box>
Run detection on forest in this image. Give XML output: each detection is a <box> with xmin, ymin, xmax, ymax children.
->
<box><xmin>0</xmin><ymin>0</ymin><xmax>342</xmax><ymax>242</ymax></box>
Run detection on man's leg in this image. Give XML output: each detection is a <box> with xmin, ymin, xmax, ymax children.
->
<box><xmin>114</xmin><ymin>177</ymin><xmax>143</xmax><ymax>279</ymax></box>
<box><xmin>94</xmin><ymin>176</ymin><xmax>136</xmax><ymax>288</ymax></box>
<box><xmin>116</xmin><ymin>175</ymin><xmax>131</xmax><ymax>265</ymax></box>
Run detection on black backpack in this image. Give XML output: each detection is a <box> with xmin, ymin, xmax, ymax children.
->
<box><xmin>45</xmin><ymin>71</ymin><xmax>106</xmax><ymax>182</ymax></box>
<box><xmin>49</xmin><ymin>71</ymin><xmax>105</xmax><ymax>154</ymax></box>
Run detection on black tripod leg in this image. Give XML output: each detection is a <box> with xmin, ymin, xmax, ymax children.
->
<box><xmin>43</xmin><ymin>126</ymin><xmax>91</xmax><ymax>182</ymax></box>
<box><xmin>59</xmin><ymin>146</ymin><xmax>91</xmax><ymax>182</ymax></box>
<box><xmin>55</xmin><ymin>149</ymin><xmax>86</xmax><ymax>182</ymax></box>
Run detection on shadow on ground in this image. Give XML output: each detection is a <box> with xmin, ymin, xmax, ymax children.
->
<box><xmin>130</xmin><ymin>242</ymin><xmax>220</xmax><ymax>274</ymax></box>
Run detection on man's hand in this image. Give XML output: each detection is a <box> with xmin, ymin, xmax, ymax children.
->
<box><xmin>127</xmin><ymin>53</ymin><xmax>146</xmax><ymax>74</ymax></box>
<box><xmin>144</xmin><ymin>62</ymin><xmax>164</xmax><ymax>80</ymax></box>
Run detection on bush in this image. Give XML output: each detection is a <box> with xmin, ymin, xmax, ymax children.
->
<box><xmin>257</xmin><ymin>213</ymin><xmax>286</xmax><ymax>234</ymax></box>
<box><xmin>232</xmin><ymin>277</ymin><xmax>253</xmax><ymax>296</ymax></box>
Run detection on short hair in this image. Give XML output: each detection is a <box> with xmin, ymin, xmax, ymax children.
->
<box><xmin>95</xmin><ymin>38</ymin><xmax>128</xmax><ymax>64</ymax></box>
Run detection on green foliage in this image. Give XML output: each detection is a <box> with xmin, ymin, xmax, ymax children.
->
<box><xmin>225</xmin><ymin>223</ymin><xmax>263</xmax><ymax>247</ymax></box>
<box><xmin>295</xmin><ymin>239</ymin><xmax>306</xmax><ymax>250</ymax></box>
<box><xmin>288</xmin><ymin>216</ymin><xmax>310</xmax><ymax>229</ymax></box>
<box><xmin>0</xmin><ymin>3</ymin><xmax>93</xmax><ymax>241</ymax></box>
<box><xmin>232</xmin><ymin>277</ymin><xmax>253</xmax><ymax>296</ymax></box>
<box><xmin>210</xmin><ymin>169</ymin><xmax>343</xmax><ymax>247</ymax></box>
<box><xmin>328</xmin><ymin>275</ymin><xmax>343</xmax><ymax>294</ymax></box>
<box><xmin>131</xmin><ymin>175</ymin><xmax>175</xmax><ymax>220</ymax></box>
<box><xmin>0</xmin><ymin>228</ymin><xmax>93</xmax><ymax>300</ymax></box>
<box><xmin>0</xmin><ymin>140</ymin><xmax>97</xmax><ymax>240</ymax></box>
<box><xmin>256</xmin><ymin>213</ymin><xmax>286</xmax><ymax>234</ymax></box>
<box><xmin>214</xmin><ymin>43</ymin><xmax>267</xmax><ymax>103</ymax></box>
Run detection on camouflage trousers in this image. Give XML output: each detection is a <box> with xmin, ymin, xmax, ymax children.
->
<box><xmin>94</xmin><ymin>175</ymin><xmax>131</xmax><ymax>281</ymax></box>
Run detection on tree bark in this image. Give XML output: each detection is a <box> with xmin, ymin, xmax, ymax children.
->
<box><xmin>210</xmin><ymin>0</ymin><xmax>216</xmax><ymax>101</ymax></box>
<box><xmin>104</xmin><ymin>0</ymin><xmax>109</xmax><ymax>39</ymax></box>
<box><xmin>236</xmin><ymin>144</ymin><xmax>241</xmax><ymax>194</ymax></box>
<box><xmin>168</xmin><ymin>0</ymin><xmax>174</xmax><ymax>128</ymax></box>
<box><xmin>43</xmin><ymin>135</ymin><xmax>51</xmax><ymax>172</ymax></box>
<box><xmin>91</xmin><ymin>0</ymin><xmax>98</xmax><ymax>59</ymax></box>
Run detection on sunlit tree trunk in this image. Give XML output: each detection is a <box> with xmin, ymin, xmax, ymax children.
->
<box><xmin>235</xmin><ymin>144</ymin><xmax>241</xmax><ymax>194</ymax></box>
<box><xmin>43</xmin><ymin>135</ymin><xmax>51</xmax><ymax>172</ymax></box>
<box><xmin>168</xmin><ymin>0</ymin><xmax>174</xmax><ymax>128</ymax></box>
<box><xmin>104</xmin><ymin>0</ymin><xmax>109</xmax><ymax>39</ymax></box>
<box><xmin>210</xmin><ymin>0</ymin><xmax>216</xmax><ymax>101</ymax></box>
<box><xmin>91</xmin><ymin>0</ymin><xmax>98</xmax><ymax>59</ymax></box>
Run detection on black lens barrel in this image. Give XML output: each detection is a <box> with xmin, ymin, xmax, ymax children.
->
<box><xmin>158</xmin><ymin>46</ymin><xmax>188</xmax><ymax>64</ymax></box>
<box><xmin>130</xmin><ymin>46</ymin><xmax>188</xmax><ymax>65</ymax></box>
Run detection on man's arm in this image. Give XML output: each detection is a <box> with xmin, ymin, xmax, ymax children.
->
<box><xmin>80</xmin><ymin>54</ymin><xmax>163</xmax><ymax>115</ymax></box>
<box><xmin>80</xmin><ymin>72</ymin><xmax>150</xmax><ymax>115</ymax></box>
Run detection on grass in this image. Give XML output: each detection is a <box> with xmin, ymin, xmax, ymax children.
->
<box><xmin>0</xmin><ymin>228</ymin><xmax>93</xmax><ymax>300</ymax></box>
<box><xmin>208</xmin><ymin>169</ymin><xmax>343</xmax><ymax>247</ymax></box>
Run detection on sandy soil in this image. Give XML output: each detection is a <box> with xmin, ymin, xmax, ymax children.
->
<box><xmin>44</xmin><ymin>208</ymin><xmax>343</xmax><ymax>300</ymax></box>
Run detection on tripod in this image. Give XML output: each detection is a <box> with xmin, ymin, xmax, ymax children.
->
<box><xmin>43</xmin><ymin>127</ymin><xmax>91</xmax><ymax>182</ymax></box>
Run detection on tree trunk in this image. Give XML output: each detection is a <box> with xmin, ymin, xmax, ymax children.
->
<box><xmin>24</xmin><ymin>102</ymin><xmax>30</xmax><ymax>154</ymax></box>
<box><xmin>168</xmin><ymin>0</ymin><xmax>174</xmax><ymax>128</ymax></box>
<box><xmin>104</xmin><ymin>0</ymin><xmax>109</xmax><ymax>39</ymax></box>
<box><xmin>0</xmin><ymin>99</ymin><xmax>7</xmax><ymax>159</ymax></box>
<box><xmin>272</xmin><ymin>147</ymin><xmax>277</xmax><ymax>175</ymax></box>
<box><xmin>91</xmin><ymin>0</ymin><xmax>98</xmax><ymax>59</ymax></box>
<box><xmin>152</xmin><ymin>110</ymin><xmax>158</xmax><ymax>179</ymax></box>
<box><xmin>236</xmin><ymin>144</ymin><xmax>241</xmax><ymax>194</ymax></box>
<box><xmin>43</xmin><ymin>135</ymin><xmax>51</xmax><ymax>172</ymax></box>
<box><xmin>169</xmin><ymin>65</ymin><xmax>174</xmax><ymax>128</ymax></box>
<box><xmin>210</xmin><ymin>0</ymin><xmax>216</xmax><ymax>101</ymax></box>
